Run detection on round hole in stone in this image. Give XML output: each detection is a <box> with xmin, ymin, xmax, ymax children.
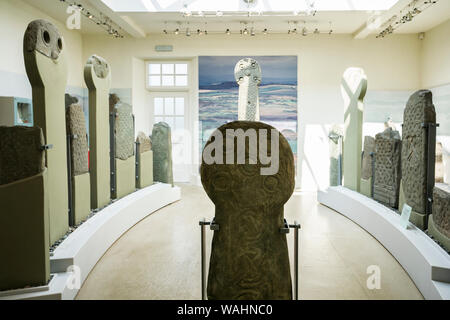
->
<box><xmin>57</xmin><ymin>38</ymin><xmax>63</xmax><ymax>51</ymax></box>
<box><xmin>43</xmin><ymin>30</ymin><xmax>50</xmax><ymax>44</ymax></box>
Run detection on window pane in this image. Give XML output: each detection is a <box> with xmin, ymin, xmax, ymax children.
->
<box><xmin>175</xmin><ymin>63</ymin><xmax>188</xmax><ymax>74</ymax></box>
<box><xmin>164</xmin><ymin>117</ymin><xmax>174</xmax><ymax>128</ymax></box>
<box><xmin>155</xmin><ymin>116</ymin><xmax>163</xmax><ymax>124</ymax></box>
<box><xmin>162</xmin><ymin>75</ymin><xmax>174</xmax><ymax>86</ymax></box>
<box><xmin>154</xmin><ymin>98</ymin><xmax>164</xmax><ymax>115</ymax></box>
<box><xmin>175</xmin><ymin>98</ymin><xmax>184</xmax><ymax>115</ymax></box>
<box><xmin>164</xmin><ymin>98</ymin><xmax>174</xmax><ymax>115</ymax></box>
<box><xmin>162</xmin><ymin>63</ymin><xmax>174</xmax><ymax>74</ymax></box>
<box><xmin>149</xmin><ymin>75</ymin><xmax>161</xmax><ymax>86</ymax></box>
<box><xmin>172</xmin><ymin>144</ymin><xmax>184</xmax><ymax>163</ymax></box>
<box><xmin>175</xmin><ymin>75</ymin><xmax>188</xmax><ymax>86</ymax></box>
<box><xmin>175</xmin><ymin>116</ymin><xmax>184</xmax><ymax>131</ymax></box>
<box><xmin>149</xmin><ymin>64</ymin><xmax>160</xmax><ymax>74</ymax></box>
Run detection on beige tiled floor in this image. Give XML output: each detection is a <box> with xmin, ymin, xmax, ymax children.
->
<box><xmin>76</xmin><ymin>184</ymin><xmax>423</xmax><ymax>300</ymax></box>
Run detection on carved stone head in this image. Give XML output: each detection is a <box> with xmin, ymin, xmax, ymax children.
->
<box><xmin>234</xmin><ymin>58</ymin><xmax>262</xmax><ymax>86</ymax></box>
<box><xmin>24</xmin><ymin>19</ymin><xmax>63</xmax><ymax>60</ymax></box>
<box><xmin>86</xmin><ymin>54</ymin><xmax>110</xmax><ymax>79</ymax></box>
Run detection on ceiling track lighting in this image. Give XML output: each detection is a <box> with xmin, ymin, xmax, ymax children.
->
<box><xmin>58</xmin><ymin>0</ymin><xmax>124</xmax><ymax>38</ymax></box>
<box><xmin>376</xmin><ymin>0</ymin><xmax>439</xmax><ymax>38</ymax></box>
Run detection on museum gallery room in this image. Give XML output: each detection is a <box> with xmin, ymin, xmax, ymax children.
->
<box><xmin>0</xmin><ymin>0</ymin><xmax>450</xmax><ymax>302</ymax></box>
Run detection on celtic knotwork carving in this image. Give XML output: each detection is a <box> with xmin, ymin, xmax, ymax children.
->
<box><xmin>114</xmin><ymin>102</ymin><xmax>134</xmax><ymax>160</ymax></box>
<box><xmin>373</xmin><ymin>128</ymin><xmax>402</xmax><ymax>208</ymax></box>
<box><xmin>201</xmin><ymin>121</ymin><xmax>294</xmax><ymax>300</ymax></box>
<box><xmin>0</xmin><ymin>126</ymin><xmax>45</xmax><ymax>185</ymax></box>
<box><xmin>66</xmin><ymin>97</ymin><xmax>88</xmax><ymax>176</ymax></box>
<box><xmin>401</xmin><ymin>90</ymin><xmax>436</xmax><ymax>214</ymax></box>
<box><xmin>432</xmin><ymin>183</ymin><xmax>450</xmax><ymax>239</ymax></box>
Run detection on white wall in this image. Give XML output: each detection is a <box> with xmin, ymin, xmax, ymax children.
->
<box><xmin>82</xmin><ymin>32</ymin><xmax>422</xmax><ymax>189</ymax></box>
<box><xmin>421</xmin><ymin>19</ymin><xmax>450</xmax><ymax>88</ymax></box>
<box><xmin>0</xmin><ymin>0</ymin><xmax>84</xmax><ymax>98</ymax></box>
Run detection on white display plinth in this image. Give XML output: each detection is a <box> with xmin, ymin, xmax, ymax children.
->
<box><xmin>0</xmin><ymin>183</ymin><xmax>181</xmax><ymax>300</ymax></box>
<box><xmin>318</xmin><ymin>186</ymin><xmax>450</xmax><ymax>300</ymax></box>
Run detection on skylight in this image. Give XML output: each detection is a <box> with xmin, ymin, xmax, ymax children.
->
<box><xmin>101</xmin><ymin>0</ymin><xmax>400</xmax><ymax>13</ymax></box>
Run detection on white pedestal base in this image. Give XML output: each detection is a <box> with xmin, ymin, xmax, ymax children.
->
<box><xmin>318</xmin><ymin>186</ymin><xmax>450</xmax><ymax>300</ymax></box>
<box><xmin>0</xmin><ymin>183</ymin><xmax>181</xmax><ymax>300</ymax></box>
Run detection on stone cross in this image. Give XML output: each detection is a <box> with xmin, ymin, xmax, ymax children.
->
<box><xmin>84</xmin><ymin>54</ymin><xmax>111</xmax><ymax>210</ymax></box>
<box><xmin>234</xmin><ymin>58</ymin><xmax>261</xmax><ymax>121</ymax></box>
<box><xmin>429</xmin><ymin>183</ymin><xmax>450</xmax><ymax>252</ymax></box>
<box><xmin>341</xmin><ymin>67</ymin><xmax>367</xmax><ymax>192</ymax></box>
<box><xmin>399</xmin><ymin>90</ymin><xmax>436</xmax><ymax>229</ymax></box>
<box><xmin>201</xmin><ymin>121</ymin><xmax>294</xmax><ymax>299</ymax></box>
<box><xmin>23</xmin><ymin>19</ymin><xmax>69</xmax><ymax>245</ymax></box>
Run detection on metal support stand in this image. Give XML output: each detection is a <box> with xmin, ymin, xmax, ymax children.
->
<box><xmin>279</xmin><ymin>219</ymin><xmax>301</xmax><ymax>300</ymax></box>
<box><xmin>199</xmin><ymin>218</ymin><xmax>219</xmax><ymax>300</ymax></box>
<box><xmin>66</xmin><ymin>134</ymin><xmax>75</xmax><ymax>226</ymax></box>
<box><xmin>135</xmin><ymin>141</ymin><xmax>140</xmax><ymax>187</ymax></box>
<box><xmin>370</xmin><ymin>152</ymin><xmax>375</xmax><ymax>198</ymax></box>
<box><xmin>109</xmin><ymin>112</ymin><xmax>117</xmax><ymax>198</ymax></box>
<box><xmin>422</xmin><ymin>122</ymin><xmax>439</xmax><ymax>227</ymax></box>
<box><xmin>198</xmin><ymin>217</ymin><xmax>301</xmax><ymax>300</ymax></box>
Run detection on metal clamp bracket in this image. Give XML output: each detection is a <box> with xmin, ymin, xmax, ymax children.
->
<box><xmin>41</xmin><ymin>144</ymin><xmax>53</xmax><ymax>150</ymax></box>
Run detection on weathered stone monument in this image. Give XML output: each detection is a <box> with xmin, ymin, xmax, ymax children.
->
<box><xmin>65</xmin><ymin>95</ymin><xmax>90</xmax><ymax>225</ymax></box>
<box><xmin>360</xmin><ymin>136</ymin><xmax>375</xmax><ymax>197</ymax></box>
<box><xmin>234</xmin><ymin>58</ymin><xmax>261</xmax><ymax>121</ymax></box>
<box><xmin>136</xmin><ymin>132</ymin><xmax>153</xmax><ymax>189</ymax></box>
<box><xmin>373</xmin><ymin>128</ymin><xmax>402</xmax><ymax>208</ymax></box>
<box><xmin>428</xmin><ymin>183</ymin><xmax>450</xmax><ymax>252</ymax></box>
<box><xmin>399</xmin><ymin>90</ymin><xmax>437</xmax><ymax>229</ymax></box>
<box><xmin>201</xmin><ymin>121</ymin><xmax>294</xmax><ymax>299</ymax></box>
<box><xmin>0</xmin><ymin>126</ymin><xmax>49</xmax><ymax>290</ymax></box>
<box><xmin>112</xmin><ymin>102</ymin><xmax>135</xmax><ymax>198</ymax></box>
<box><xmin>152</xmin><ymin>122</ymin><xmax>173</xmax><ymax>186</ymax></box>
<box><xmin>329</xmin><ymin>125</ymin><xmax>343</xmax><ymax>187</ymax></box>
<box><xmin>341</xmin><ymin>68</ymin><xmax>367</xmax><ymax>192</ymax></box>
<box><xmin>23</xmin><ymin>19</ymin><xmax>69</xmax><ymax>244</ymax></box>
<box><xmin>84</xmin><ymin>54</ymin><xmax>111</xmax><ymax>209</ymax></box>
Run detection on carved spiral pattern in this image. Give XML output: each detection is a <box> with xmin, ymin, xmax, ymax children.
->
<box><xmin>201</xmin><ymin>121</ymin><xmax>295</xmax><ymax>300</ymax></box>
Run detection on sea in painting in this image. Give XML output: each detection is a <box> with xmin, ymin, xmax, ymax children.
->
<box><xmin>199</xmin><ymin>56</ymin><xmax>298</xmax><ymax>163</ymax></box>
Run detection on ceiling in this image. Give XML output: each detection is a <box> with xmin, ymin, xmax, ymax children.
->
<box><xmin>23</xmin><ymin>0</ymin><xmax>450</xmax><ymax>37</ymax></box>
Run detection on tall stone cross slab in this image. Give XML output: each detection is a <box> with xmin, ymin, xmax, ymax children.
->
<box><xmin>341</xmin><ymin>67</ymin><xmax>367</xmax><ymax>192</ymax></box>
<box><xmin>234</xmin><ymin>58</ymin><xmax>262</xmax><ymax>121</ymax></box>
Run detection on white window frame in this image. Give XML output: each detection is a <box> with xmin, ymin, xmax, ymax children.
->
<box><xmin>145</xmin><ymin>60</ymin><xmax>190</xmax><ymax>91</ymax></box>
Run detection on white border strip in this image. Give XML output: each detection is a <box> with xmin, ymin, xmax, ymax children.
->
<box><xmin>318</xmin><ymin>186</ymin><xmax>450</xmax><ymax>300</ymax></box>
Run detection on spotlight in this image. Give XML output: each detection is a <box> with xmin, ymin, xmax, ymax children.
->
<box><xmin>250</xmin><ymin>28</ymin><xmax>255</xmax><ymax>36</ymax></box>
<box><xmin>197</xmin><ymin>29</ymin><xmax>203</xmax><ymax>35</ymax></box>
<box><xmin>197</xmin><ymin>11</ymin><xmax>204</xmax><ymax>17</ymax></box>
<box><xmin>262</xmin><ymin>28</ymin><xmax>268</xmax><ymax>34</ymax></box>
<box><xmin>216</xmin><ymin>11</ymin><xmax>223</xmax><ymax>17</ymax></box>
<box><xmin>163</xmin><ymin>29</ymin><xmax>168</xmax><ymax>34</ymax></box>
<box><xmin>174</xmin><ymin>28</ymin><xmax>179</xmax><ymax>35</ymax></box>
<box><xmin>226</xmin><ymin>28</ymin><xmax>231</xmax><ymax>35</ymax></box>
<box><xmin>302</xmin><ymin>27</ymin><xmax>307</xmax><ymax>36</ymax></box>
<box><xmin>186</xmin><ymin>28</ymin><xmax>191</xmax><ymax>36</ymax></box>
<box><xmin>314</xmin><ymin>28</ymin><xmax>320</xmax><ymax>34</ymax></box>
<box><xmin>243</xmin><ymin>28</ymin><xmax>248</xmax><ymax>35</ymax></box>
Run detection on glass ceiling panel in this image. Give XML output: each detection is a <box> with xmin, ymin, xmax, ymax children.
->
<box><xmin>101</xmin><ymin>0</ymin><xmax>400</xmax><ymax>12</ymax></box>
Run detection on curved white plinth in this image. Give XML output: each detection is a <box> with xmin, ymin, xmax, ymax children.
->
<box><xmin>318</xmin><ymin>186</ymin><xmax>450</xmax><ymax>300</ymax></box>
<box><xmin>1</xmin><ymin>183</ymin><xmax>181</xmax><ymax>300</ymax></box>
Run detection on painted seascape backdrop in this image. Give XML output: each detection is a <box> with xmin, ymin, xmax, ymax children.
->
<box><xmin>198</xmin><ymin>56</ymin><xmax>298</xmax><ymax>163</ymax></box>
